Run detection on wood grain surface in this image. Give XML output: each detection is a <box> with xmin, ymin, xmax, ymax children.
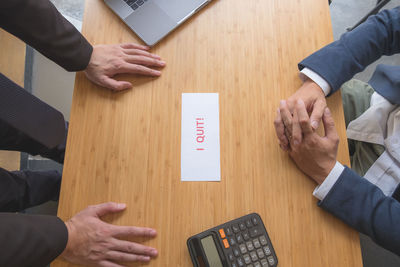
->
<box><xmin>54</xmin><ymin>0</ymin><xmax>363</xmax><ymax>266</ymax></box>
<box><xmin>0</xmin><ymin>29</ymin><xmax>25</xmax><ymax>170</ymax></box>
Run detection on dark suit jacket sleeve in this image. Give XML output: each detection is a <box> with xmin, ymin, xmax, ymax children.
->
<box><xmin>319</xmin><ymin>166</ymin><xmax>400</xmax><ymax>256</ymax></box>
<box><xmin>298</xmin><ymin>7</ymin><xmax>400</xmax><ymax>94</ymax></box>
<box><xmin>0</xmin><ymin>213</ymin><xmax>68</xmax><ymax>266</ymax></box>
<box><xmin>0</xmin><ymin>0</ymin><xmax>93</xmax><ymax>71</ymax></box>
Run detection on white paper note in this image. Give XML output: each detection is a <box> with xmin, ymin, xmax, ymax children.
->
<box><xmin>181</xmin><ymin>93</ymin><xmax>221</xmax><ymax>181</ymax></box>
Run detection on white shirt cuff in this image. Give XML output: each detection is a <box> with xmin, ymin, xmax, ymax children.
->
<box><xmin>313</xmin><ymin>161</ymin><xmax>345</xmax><ymax>201</ymax></box>
<box><xmin>299</xmin><ymin>68</ymin><xmax>331</xmax><ymax>96</ymax></box>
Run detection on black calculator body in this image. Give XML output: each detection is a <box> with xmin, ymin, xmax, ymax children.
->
<box><xmin>187</xmin><ymin>213</ymin><xmax>278</xmax><ymax>267</ymax></box>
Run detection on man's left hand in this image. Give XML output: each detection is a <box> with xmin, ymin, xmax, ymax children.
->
<box><xmin>84</xmin><ymin>43</ymin><xmax>166</xmax><ymax>91</ymax></box>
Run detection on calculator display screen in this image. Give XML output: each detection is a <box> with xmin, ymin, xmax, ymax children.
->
<box><xmin>200</xmin><ymin>235</ymin><xmax>223</xmax><ymax>267</ymax></box>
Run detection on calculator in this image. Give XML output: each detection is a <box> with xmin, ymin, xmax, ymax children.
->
<box><xmin>187</xmin><ymin>213</ymin><xmax>278</xmax><ymax>267</ymax></box>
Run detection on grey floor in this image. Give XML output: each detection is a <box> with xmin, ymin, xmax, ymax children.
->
<box><xmin>23</xmin><ymin>0</ymin><xmax>400</xmax><ymax>266</ymax></box>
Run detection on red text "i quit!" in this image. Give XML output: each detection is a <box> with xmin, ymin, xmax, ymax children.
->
<box><xmin>196</xmin><ymin>118</ymin><xmax>205</xmax><ymax>151</ymax></box>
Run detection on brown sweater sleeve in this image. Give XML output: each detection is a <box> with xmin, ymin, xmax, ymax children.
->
<box><xmin>0</xmin><ymin>0</ymin><xmax>93</xmax><ymax>71</ymax></box>
<box><xmin>0</xmin><ymin>213</ymin><xmax>68</xmax><ymax>266</ymax></box>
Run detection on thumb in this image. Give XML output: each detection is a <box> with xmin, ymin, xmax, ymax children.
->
<box><xmin>322</xmin><ymin>108</ymin><xmax>337</xmax><ymax>139</ymax></box>
<box><xmin>309</xmin><ymin>99</ymin><xmax>326</xmax><ymax>129</ymax></box>
<box><xmin>102</xmin><ymin>76</ymin><xmax>132</xmax><ymax>91</ymax></box>
<box><xmin>91</xmin><ymin>202</ymin><xmax>126</xmax><ymax>217</ymax></box>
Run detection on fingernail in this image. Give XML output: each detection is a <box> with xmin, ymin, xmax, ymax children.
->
<box><xmin>152</xmin><ymin>54</ymin><xmax>161</xmax><ymax>59</ymax></box>
<box><xmin>117</xmin><ymin>203</ymin><xmax>126</xmax><ymax>209</ymax></box>
<box><xmin>311</xmin><ymin>120</ymin><xmax>319</xmax><ymax>129</ymax></box>
<box><xmin>150</xmin><ymin>229</ymin><xmax>157</xmax><ymax>235</ymax></box>
<box><xmin>293</xmin><ymin>140</ymin><xmax>299</xmax><ymax>146</ymax></box>
<box><xmin>280</xmin><ymin>100</ymin><xmax>286</xmax><ymax>106</ymax></box>
<box><xmin>280</xmin><ymin>144</ymin><xmax>288</xmax><ymax>151</ymax></box>
<box><xmin>142</xmin><ymin>256</ymin><xmax>151</xmax><ymax>261</ymax></box>
<box><xmin>160</xmin><ymin>61</ymin><xmax>166</xmax><ymax>66</ymax></box>
<box><xmin>325</xmin><ymin>107</ymin><xmax>331</xmax><ymax>115</ymax></box>
<box><xmin>151</xmin><ymin>249</ymin><xmax>158</xmax><ymax>256</ymax></box>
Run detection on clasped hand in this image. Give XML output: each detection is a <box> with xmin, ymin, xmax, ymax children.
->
<box><xmin>273</xmin><ymin>80</ymin><xmax>339</xmax><ymax>184</ymax></box>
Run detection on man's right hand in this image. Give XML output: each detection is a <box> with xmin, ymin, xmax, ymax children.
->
<box><xmin>61</xmin><ymin>202</ymin><xmax>158</xmax><ymax>267</ymax></box>
<box><xmin>274</xmin><ymin>78</ymin><xmax>326</xmax><ymax>151</ymax></box>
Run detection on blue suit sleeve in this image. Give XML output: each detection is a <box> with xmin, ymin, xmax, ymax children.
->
<box><xmin>319</xmin><ymin>167</ymin><xmax>400</xmax><ymax>256</ymax></box>
<box><xmin>299</xmin><ymin>7</ymin><xmax>400</xmax><ymax>94</ymax></box>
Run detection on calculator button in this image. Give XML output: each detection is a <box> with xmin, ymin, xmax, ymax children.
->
<box><xmin>219</xmin><ymin>229</ymin><xmax>226</xmax><ymax>239</ymax></box>
<box><xmin>233</xmin><ymin>247</ymin><xmax>241</xmax><ymax>257</ymax></box>
<box><xmin>239</xmin><ymin>243</ymin><xmax>247</xmax><ymax>254</ymax></box>
<box><xmin>237</xmin><ymin>257</ymin><xmax>245</xmax><ymax>267</ymax></box>
<box><xmin>259</xmin><ymin>235</ymin><xmax>268</xmax><ymax>246</ymax></box>
<box><xmin>228</xmin><ymin>252</ymin><xmax>235</xmax><ymax>261</ymax></box>
<box><xmin>254</xmin><ymin>262</ymin><xmax>261</xmax><ymax>267</ymax></box>
<box><xmin>256</xmin><ymin>248</ymin><xmax>265</xmax><ymax>259</ymax></box>
<box><xmin>246</xmin><ymin>219</ymin><xmax>253</xmax><ymax>228</ymax></box>
<box><xmin>250</xmin><ymin>227</ymin><xmax>260</xmax><ymax>238</ymax></box>
<box><xmin>243</xmin><ymin>254</ymin><xmax>251</xmax><ymax>264</ymax></box>
<box><xmin>243</xmin><ymin>231</ymin><xmax>250</xmax><ymax>241</ymax></box>
<box><xmin>267</xmin><ymin>256</ymin><xmax>275</xmax><ymax>266</ymax></box>
<box><xmin>239</xmin><ymin>222</ymin><xmax>247</xmax><ymax>230</ymax></box>
<box><xmin>229</xmin><ymin>237</ymin><xmax>237</xmax><ymax>246</ymax></box>
<box><xmin>232</xmin><ymin>224</ymin><xmax>240</xmax><ymax>233</ymax></box>
<box><xmin>260</xmin><ymin>259</ymin><xmax>268</xmax><ymax>267</ymax></box>
<box><xmin>250</xmin><ymin>251</ymin><xmax>258</xmax><ymax>262</ymax></box>
<box><xmin>251</xmin><ymin>216</ymin><xmax>259</xmax><ymax>225</ymax></box>
<box><xmin>246</xmin><ymin>241</ymin><xmax>255</xmax><ymax>251</ymax></box>
<box><xmin>223</xmin><ymin>238</ymin><xmax>230</xmax><ymax>248</ymax></box>
<box><xmin>253</xmin><ymin>238</ymin><xmax>261</xmax><ymax>249</ymax></box>
<box><xmin>247</xmin><ymin>265</ymin><xmax>254</xmax><ymax>267</ymax></box>
<box><xmin>263</xmin><ymin>245</ymin><xmax>271</xmax><ymax>256</ymax></box>
<box><xmin>231</xmin><ymin>262</ymin><xmax>238</xmax><ymax>267</ymax></box>
<box><xmin>236</xmin><ymin>233</ymin><xmax>244</xmax><ymax>243</ymax></box>
<box><xmin>226</xmin><ymin>226</ymin><xmax>233</xmax><ymax>236</ymax></box>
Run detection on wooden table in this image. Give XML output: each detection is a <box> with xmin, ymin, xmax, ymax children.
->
<box><xmin>54</xmin><ymin>0</ymin><xmax>363</xmax><ymax>266</ymax></box>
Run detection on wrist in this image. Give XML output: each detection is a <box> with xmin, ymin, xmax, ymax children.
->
<box><xmin>60</xmin><ymin>220</ymin><xmax>75</xmax><ymax>260</ymax></box>
<box><xmin>300</xmin><ymin>68</ymin><xmax>331</xmax><ymax>96</ymax></box>
<box><xmin>313</xmin><ymin>160</ymin><xmax>336</xmax><ymax>185</ymax></box>
<box><xmin>304</xmin><ymin>79</ymin><xmax>324</xmax><ymax>95</ymax></box>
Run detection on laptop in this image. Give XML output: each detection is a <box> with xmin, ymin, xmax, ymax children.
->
<box><xmin>104</xmin><ymin>0</ymin><xmax>212</xmax><ymax>46</ymax></box>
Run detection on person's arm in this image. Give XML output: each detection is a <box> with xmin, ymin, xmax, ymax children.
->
<box><xmin>274</xmin><ymin>7</ymin><xmax>400</xmax><ymax>149</ymax></box>
<box><xmin>299</xmin><ymin>7</ymin><xmax>400</xmax><ymax>94</ymax></box>
<box><xmin>0</xmin><ymin>0</ymin><xmax>92</xmax><ymax>71</ymax></box>
<box><xmin>319</xmin><ymin>167</ymin><xmax>400</xmax><ymax>256</ymax></box>
<box><xmin>0</xmin><ymin>202</ymin><xmax>158</xmax><ymax>266</ymax></box>
<box><xmin>280</xmin><ymin>99</ymin><xmax>400</xmax><ymax>256</ymax></box>
<box><xmin>0</xmin><ymin>213</ymin><xmax>68</xmax><ymax>266</ymax></box>
<box><xmin>0</xmin><ymin>0</ymin><xmax>166</xmax><ymax>90</ymax></box>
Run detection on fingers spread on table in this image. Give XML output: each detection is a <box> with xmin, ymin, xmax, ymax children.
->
<box><xmin>110</xmin><ymin>225</ymin><xmax>157</xmax><ymax>239</ymax></box>
<box><xmin>110</xmin><ymin>238</ymin><xmax>158</xmax><ymax>257</ymax></box>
